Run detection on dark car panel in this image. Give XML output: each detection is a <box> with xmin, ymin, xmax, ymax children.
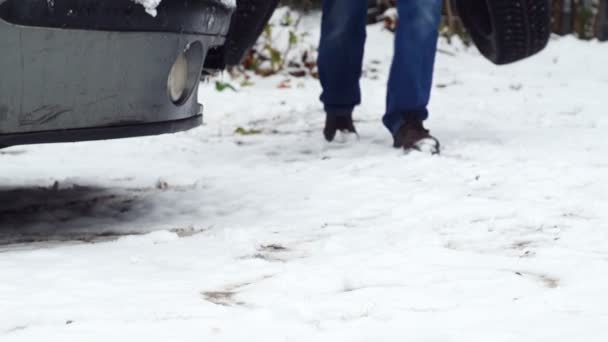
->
<box><xmin>0</xmin><ymin>0</ymin><xmax>280</xmax><ymax>148</ymax></box>
<box><xmin>0</xmin><ymin>0</ymin><xmax>232</xmax><ymax>35</ymax></box>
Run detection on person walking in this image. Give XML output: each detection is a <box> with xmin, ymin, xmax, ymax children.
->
<box><xmin>318</xmin><ymin>0</ymin><xmax>443</xmax><ymax>154</ymax></box>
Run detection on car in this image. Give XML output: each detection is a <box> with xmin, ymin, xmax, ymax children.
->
<box><xmin>0</xmin><ymin>0</ymin><xmax>278</xmax><ymax>148</ymax></box>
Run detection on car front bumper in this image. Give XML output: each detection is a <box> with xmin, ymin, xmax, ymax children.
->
<box><xmin>0</xmin><ymin>0</ymin><xmax>233</xmax><ymax>148</ymax></box>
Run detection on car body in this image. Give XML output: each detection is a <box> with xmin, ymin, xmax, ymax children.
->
<box><xmin>0</xmin><ymin>0</ymin><xmax>277</xmax><ymax>148</ymax></box>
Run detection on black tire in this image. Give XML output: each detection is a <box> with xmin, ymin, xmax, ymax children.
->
<box><xmin>454</xmin><ymin>0</ymin><xmax>552</xmax><ymax>65</ymax></box>
<box><xmin>223</xmin><ymin>0</ymin><xmax>280</xmax><ymax>66</ymax></box>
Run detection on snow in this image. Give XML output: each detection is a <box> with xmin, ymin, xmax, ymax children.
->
<box><xmin>2</xmin><ymin>20</ymin><xmax>608</xmax><ymax>341</ymax></box>
<box><xmin>133</xmin><ymin>0</ymin><xmax>236</xmax><ymax>17</ymax></box>
<box><xmin>132</xmin><ymin>0</ymin><xmax>163</xmax><ymax>16</ymax></box>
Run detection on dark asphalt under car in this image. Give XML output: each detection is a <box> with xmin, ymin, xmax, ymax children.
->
<box><xmin>0</xmin><ymin>0</ymin><xmax>551</xmax><ymax>149</ymax></box>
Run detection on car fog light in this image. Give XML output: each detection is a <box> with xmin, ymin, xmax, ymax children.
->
<box><xmin>168</xmin><ymin>53</ymin><xmax>188</xmax><ymax>103</ymax></box>
<box><xmin>167</xmin><ymin>41</ymin><xmax>204</xmax><ymax>105</ymax></box>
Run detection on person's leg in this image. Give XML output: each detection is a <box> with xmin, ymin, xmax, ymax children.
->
<box><xmin>318</xmin><ymin>0</ymin><xmax>368</xmax><ymax>117</ymax></box>
<box><xmin>382</xmin><ymin>0</ymin><xmax>443</xmax><ymax>135</ymax></box>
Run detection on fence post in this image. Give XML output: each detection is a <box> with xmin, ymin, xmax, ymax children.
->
<box><xmin>553</xmin><ymin>0</ymin><xmax>574</xmax><ymax>35</ymax></box>
<box><xmin>598</xmin><ymin>0</ymin><xmax>608</xmax><ymax>40</ymax></box>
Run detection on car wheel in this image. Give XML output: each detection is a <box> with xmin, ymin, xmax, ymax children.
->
<box><xmin>223</xmin><ymin>0</ymin><xmax>280</xmax><ymax>66</ymax></box>
<box><xmin>454</xmin><ymin>0</ymin><xmax>552</xmax><ymax>65</ymax></box>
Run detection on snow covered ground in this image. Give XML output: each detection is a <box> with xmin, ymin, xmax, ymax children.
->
<box><xmin>2</xmin><ymin>22</ymin><xmax>608</xmax><ymax>341</ymax></box>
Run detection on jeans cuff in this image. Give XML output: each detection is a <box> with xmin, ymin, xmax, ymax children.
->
<box><xmin>324</xmin><ymin>105</ymin><xmax>354</xmax><ymax>117</ymax></box>
<box><xmin>383</xmin><ymin>110</ymin><xmax>429</xmax><ymax>135</ymax></box>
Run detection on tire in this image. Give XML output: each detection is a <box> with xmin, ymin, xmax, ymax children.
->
<box><xmin>454</xmin><ymin>0</ymin><xmax>552</xmax><ymax>65</ymax></box>
<box><xmin>223</xmin><ymin>0</ymin><xmax>280</xmax><ymax>66</ymax></box>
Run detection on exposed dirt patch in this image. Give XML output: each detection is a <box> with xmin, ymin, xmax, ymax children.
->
<box><xmin>511</xmin><ymin>240</ymin><xmax>534</xmax><ymax>250</ymax></box>
<box><xmin>244</xmin><ymin>253</ymin><xmax>286</xmax><ymax>263</ymax></box>
<box><xmin>515</xmin><ymin>271</ymin><xmax>560</xmax><ymax>289</ymax></box>
<box><xmin>259</xmin><ymin>244</ymin><xmax>289</xmax><ymax>252</ymax></box>
<box><xmin>5</xmin><ymin>325</ymin><xmax>28</xmax><ymax>334</ymax></box>
<box><xmin>202</xmin><ymin>291</ymin><xmax>245</xmax><ymax>307</ymax></box>
<box><xmin>0</xmin><ymin>149</ymin><xmax>27</xmax><ymax>156</ymax></box>
<box><xmin>202</xmin><ymin>275</ymin><xmax>274</xmax><ymax>307</ymax></box>
<box><xmin>240</xmin><ymin>243</ymin><xmax>292</xmax><ymax>262</ymax></box>
<box><xmin>170</xmin><ymin>226</ymin><xmax>209</xmax><ymax>238</ymax></box>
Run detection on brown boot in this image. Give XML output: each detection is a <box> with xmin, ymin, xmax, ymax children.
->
<box><xmin>393</xmin><ymin>120</ymin><xmax>440</xmax><ymax>154</ymax></box>
<box><xmin>324</xmin><ymin>114</ymin><xmax>357</xmax><ymax>142</ymax></box>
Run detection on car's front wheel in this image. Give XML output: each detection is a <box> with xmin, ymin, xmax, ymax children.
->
<box><xmin>205</xmin><ymin>0</ymin><xmax>280</xmax><ymax>70</ymax></box>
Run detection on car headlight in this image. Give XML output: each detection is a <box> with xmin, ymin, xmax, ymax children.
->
<box><xmin>167</xmin><ymin>41</ymin><xmax>204</xmax><ymax>105</ymax></box>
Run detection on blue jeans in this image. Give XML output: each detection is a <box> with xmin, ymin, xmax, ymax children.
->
<box><xmin>318</xmin><ymin>0</ymin><xmax>442</xmax><ymax>135</ymax></box>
